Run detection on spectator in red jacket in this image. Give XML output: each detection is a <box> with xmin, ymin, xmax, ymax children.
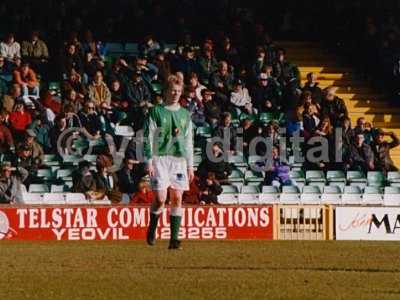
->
<box><xmin>9</xmin><ymin>101</ymin><xmax>32</xmax><ymax>141</ymax></box>
<box><xmin>13</xmin><ymin>62</ymin><xmax>39</xmax><ymax>99</ymax></box>
<box><xmin>130</xmin><ymin>180</ymin><xmax>154</xmax><ymax>205</ymax></box>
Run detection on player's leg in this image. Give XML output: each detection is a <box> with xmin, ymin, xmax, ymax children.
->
<box><xmin>147</xmin><ymin>157</ymin><xmax>169</xmax><ymax>246</ymax></box>
<box><xmin>147</xmin><ymin>189</ymin><xmax>167</xmax><ymax>245</ymax></box>
<box><xmin>168</xmin><ymin>188</ymin><xmax>183</xmax><ymax>249</ymax></box>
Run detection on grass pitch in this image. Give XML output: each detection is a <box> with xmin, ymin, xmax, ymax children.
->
<box><xmin>1</xmin><ymin>241</ymin><xmax>400</xmax><ymax>299</ymax></box>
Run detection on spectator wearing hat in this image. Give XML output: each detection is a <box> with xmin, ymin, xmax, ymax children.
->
<box><xmin>210</xmin><ymin>61</ymin><xmax>234</xmax><ymax>109</ymax></box>
<box><xmin>250</xmin><ymin>73</ymin><xmax>280</xmax><ymax>113</ymax></box>
<box><xmin>72</xmin><ymin>160</ymin><xmax>102</xmax><ymax>200</ymax></box>
<box><xmin>0</xmin><ymin>162</ymin><xmax>28</xmax><ymax>204</ymax></box>
<box><xmin>202</xmin><ymin>89</ymin><xmax>221</xmax><ymax>127</ymax></box>
<box><xmin>13</xmin><ymin>62</ymin><xmax>39</xmax><ymax>99</ymax></box>
<box><xmin>88</xmin><ymin>71</ymin><xmax>111</xmax><ymax>108</ymax></box>
<box><xmin>14</xmin><ymin>143</ymin><xmax>41</xmax><ymax>179</ymax></box>
<box><xmin>230</xmin><ymin>79</ymin><xmax>255</xmax><ymax>115</ymax></box>
<box><xmin>371</xmin><ymin>130</ymin><xmax>400</xmax><ymax>174</ymax></box>
<box><xmin>133</xmin><ymin>54</ymin><xmax>158</xmax><ymax>86</ymax></box>
<box><xmin>21</xmin><ymin>129</ymin><xmax>44</xmax><ymax>166</ymax></box>
<box><xmin>303</xmin><ymin>72</ymin><xmax>323</xmax><ymax>105</ymax></box>
<box><xmin>0</xmin><ymin>33</ymin><xmax>21</xmax><ymax>64</ymax></box>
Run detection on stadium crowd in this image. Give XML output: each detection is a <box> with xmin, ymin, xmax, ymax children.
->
<box><xmin>0</xmin><ymin>0</ymin><xmax>398</xmax><ymax>204</ymax></box>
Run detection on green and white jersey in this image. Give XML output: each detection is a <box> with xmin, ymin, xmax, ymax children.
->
<box><xmin>144</xmin><ymin>104</ymin><xmax>194</xmax><ymax>167</ymax></box>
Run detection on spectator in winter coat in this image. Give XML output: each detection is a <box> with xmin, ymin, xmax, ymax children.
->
<box><xmin>210</xmin><ymin>61</ymin><xmax>234</xmax><ymax>109</ymax></box>
<box><xmin>321</xmin><ymin>86</ymin><xmax>348</xmax><ymax>126</ymax></box>
<box><xmin>250</xmin><ymin>73</ymin><xmax>279</xmax><ymax>113</ymax></box>
<box><xmin>0</xmin><ymin>110</ymin><xmax>14</xmax><ymax>153</ymax></box>
<box><xmin>21</xmin><ymin>31</ymin><xmax>49</xmax><ymax>72</ymax></box>
<box><xmin>9</xmin><ymin>101</ymin><xmax>32</xmax><ymax>136</ymax></box>
<box><xmin>197</xmin><ymin>44</ymin><xmax>218</xmax><ymax>85</ymax></box>
<box><xmin>255</xmin><ymin>146</ymin><xmax>294</xmax><ymax>187</ymax></box>
<box><xmin>197</xmin><ymin>142</ymin><xmax>232</xmax><ymax>183</ymax></box>
<box><xmin>370</xmin><ymin>129</ymin><xmax>400</xmax><ymax>174</ymax></box>
<box><xmin>302</xmin><ymin>72</ymin><xmax>323</xmax><ymax>105</ymax></box>
<box><xmin>202</xmin><ymin>89</ymin><xmax>221</xmax><ymax>127</ymax></box>
<box><xmin>348</xmin><ymin>133</ymin><xmax>375</xmax><ymax>173</ymax></box>
<box><xmin>2</xmin><ymin>84</ymin><xmax>22</xmax><ymax>113</ymax></box>
<box><xmin>88</xmin><ymin>71</ymin><xmax>111</xmax><ymax>107</ymax></box>
<box><xmin>173</xmin><ymin>46</ymin><xmax>198</xmax><ymax>81</ymax></box>
<box><xmin>0</xmin><ymin>162</ymin><xmax>28</xmax><ymax>203</ymax></box>
<box><xmin>131</xmin><ymin>180</ymin><xmax>154</xmax><ymax>204</ymax></box>
<box><xmin>214</xmin><ymin>112</ymin><xmax>238</xmax><ymax>152</ymax></box>
<box><xmin>198</xmin><ymin>172</ymin><xmax>223</xmax><ymax>205</ymax></box>
<box><xmin>188</xmin><ymin>72</ymin><xmax>206</xmax><ymax>100</ymax></box>
<box><xmin>61</xmin><ymin>43</ymin><xmax>83</xmax><ymax>76</ymax></box>
<box><xmin>126</xmin><ymin>71</ymin><xmax>152</xmax><ymax>108</ymax></box>
<box><xmin>230</xmin><ymin>79</ymin><xmax>254</xmax><ymax>115</ymax></box>
<box><xmin>180</xmin><ymin>87</ymin><xmax>206</xmax><ymax>126</ymax></box>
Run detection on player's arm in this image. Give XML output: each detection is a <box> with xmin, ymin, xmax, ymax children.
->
<box><xmin>185</xmin><ymin>120</ymin><xmax>195</xmax><ymax>182</ymax></box>
<box><xmin>143</xmin><ymin>111</ymin><xmax>157</xmax><ymax>175</ymax></box>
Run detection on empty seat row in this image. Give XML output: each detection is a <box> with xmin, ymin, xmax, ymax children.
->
<box><xmin>20</xmin><ymin>193</ymin><xmax>111</xmax><ymax>205</ymax></box>
<box><xmin>217</xmin><ymin>185</ymin><xmax>400</xmax><ymax>206</ymax></box>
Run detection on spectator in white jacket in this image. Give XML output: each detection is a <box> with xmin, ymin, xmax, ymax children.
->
<box><xmin>0</xmin><ymin>33</ymin><xmax>21</xmax><ymax>63</ymax></box>
<box><xmin>230</xmin><ymin>79</ymin><xmax>255</xmax><ymax>115</ymax></box>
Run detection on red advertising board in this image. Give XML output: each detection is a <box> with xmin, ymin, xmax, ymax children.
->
<box><xmin>0</xmin><ymin>206</ymin><xmax>273</xmax><ymax>241</ymax></box>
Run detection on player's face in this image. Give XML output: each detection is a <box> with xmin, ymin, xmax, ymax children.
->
<box><xmin>167</xmin><ymin>84</ymin><xmax>183</xmax><ymax>105</ymax></box>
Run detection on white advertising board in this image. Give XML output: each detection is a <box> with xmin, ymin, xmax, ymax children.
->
<box><xmin>336</xmin><ymin>207</ymin><xmax>400</xmax><ymax>240</ymax></box>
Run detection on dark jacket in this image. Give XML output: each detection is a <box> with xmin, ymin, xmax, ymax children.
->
<box><xmin>349</xmin><ymin>143</ymin><xmax>375</xmax><ymax>172</ymax></box>
<box><xmin>197</xmin><ymin>155</ymin><xmax>232</xmax><ymax>182</ymax></box>
<box><xmin>117</xmin><ymin>167</ymin><xmax>139</xmax><ymax>194</ymax></box>
<box><xmin>250</xmin><ymin>83</ymin><xmax>279</xmax><ymax>112</ymax></box>
<box><xmin>126</xmin><ymin>80</ymin><xmax>152</xmax><ymax>107</ymax></box>
<box><xmin>321</xmin><ymin>97</ymin><xmax>348</xmax><ymax>125</ymax></box>
<box><xmin>371</xmin><ymin>133</ymin><xmax>400</xmax><ymax>173</ymax></box>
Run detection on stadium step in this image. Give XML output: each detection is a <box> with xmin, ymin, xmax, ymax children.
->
<box><xmin>287</xmin><ymin>40</ymin><xmax>400</xmax><ymax>168</ymax></box>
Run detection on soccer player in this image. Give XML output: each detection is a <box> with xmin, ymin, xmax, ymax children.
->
<box><xmin>144</xmin><ymin>74</ymin><xmax>194</xmax><ymax>249</ymax></box>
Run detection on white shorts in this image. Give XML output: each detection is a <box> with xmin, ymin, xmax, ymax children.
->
<box><xmin>151</xmin><ymin>156</ymin><xmax>189</xmax><ymax>191</ymax></box>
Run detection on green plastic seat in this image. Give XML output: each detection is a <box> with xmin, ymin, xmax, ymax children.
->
<box><xmin>241</xmin><ymin>185</ymin><xmax>260</xmax><ymax>194</ymax></box>
<box><xmin>306</xmin><ymin>170</ymin><xmax>326</xmax><ymax>183</ymax></box>
<box><xmin>388</xmin><ymin>171</ymin><xmax>400</xmax><ymax>183</ymax></box>
<box><xmin>36</xmin><ymin>169</ymin><xmax>54</xmax><ymax>180</ymax></box>
<box><xmin>326</xmin><ymin>170</ymin><xmax>346</xmax><ymax>182</ymax></box>
<box><xmin>29</xmin><ymin>184</ymin><xmax>49</xmax><ymax>193</ymax></box>
<box><xmin>367</xmin><ymin>171</ymin><xmax>385</xmax><ymax>186</ymax></box>
<box><xmin>196</xmin><ymin>126</ymin><xmax>212</xmax><ymax>138</ymax></box>
<box><xmin>222</xmin><ymin>185</ymin><xmax>239</xmax><ymax>194</ymax></box>
<box><xmin>259</xmin><ymin>112</ymin><xmax>275</xmax><ymax>125</ymax></box>
<box><xmin>244</xmin><ymin>170</ymin><xmax>264</xmax><ymax>183</ymax></box>
<box><xmin>228</xmin><ymin>170</ymin><xmax>244</xmax><ymax>183</ymax></box>
<box><xmin>347</xmin><ymin>171</ymin><xmax>367</xmax><ymax>183</ymax></box>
